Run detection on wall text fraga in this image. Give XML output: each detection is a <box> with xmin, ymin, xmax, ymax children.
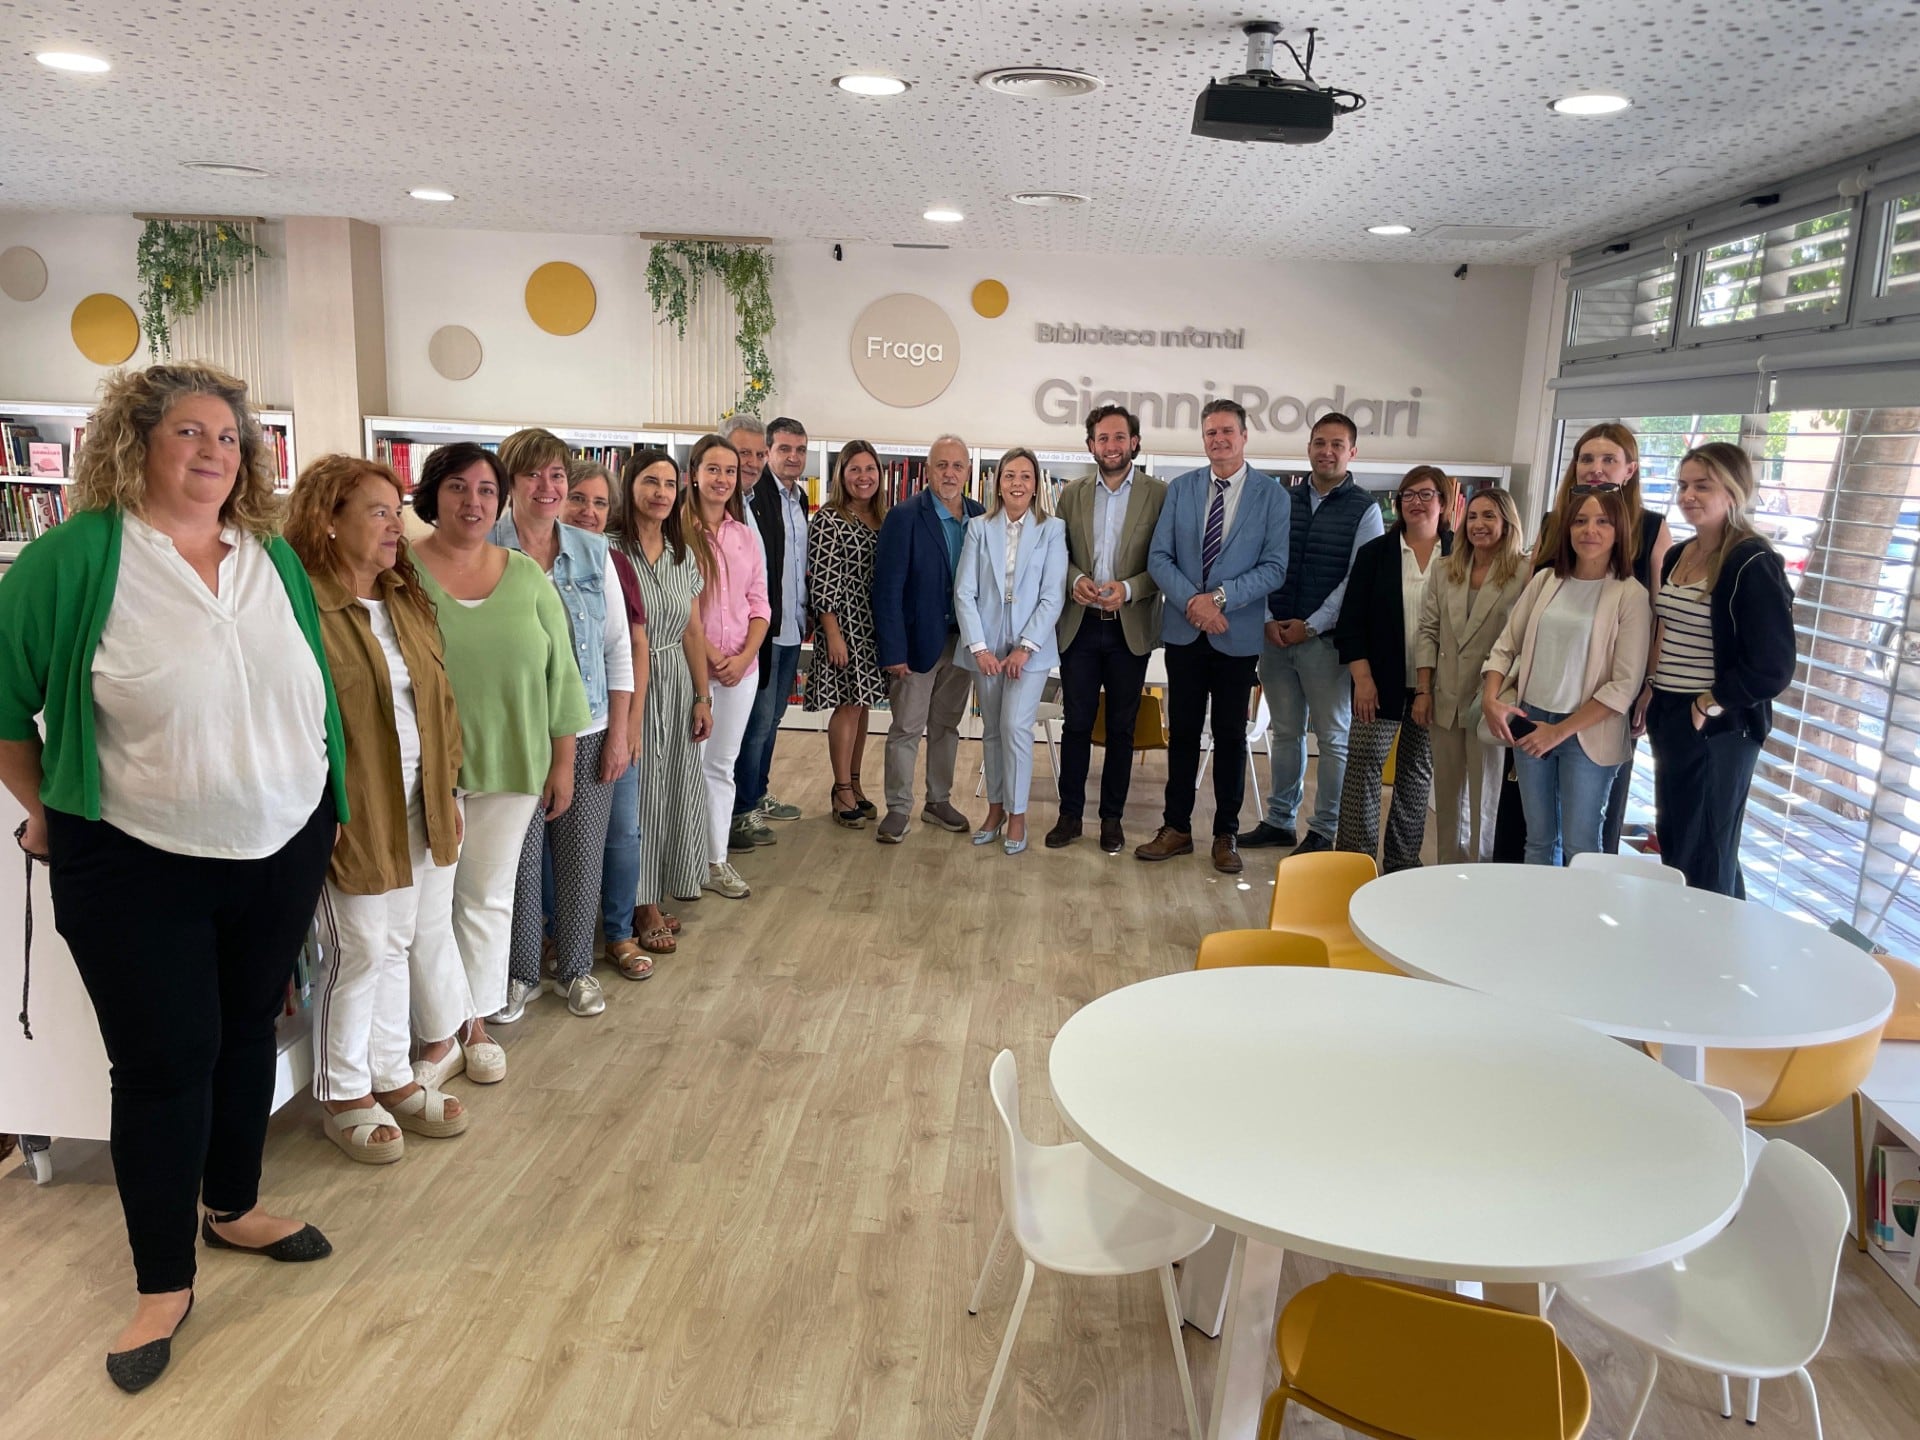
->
<box><xmin>866</xmin><ymin>336</ymin><xmax>945</xmax><ymax>367</ymax></box>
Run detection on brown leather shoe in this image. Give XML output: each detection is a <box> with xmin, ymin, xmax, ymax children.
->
<box><xmin>1045</xmin><ymin>817</ymin><xmax>1082</xmax><ymax>849</ymax></box>
<box><xmin>1134</xmin><ymin>826</ymin><xmax>1194</xmax><ymax>861</ymax></box>
<box><xmin>1212</xmin><ymin>835</ymin><xmax>1243</xmax><ymax>874</ymax></box>
<box><xmin>1099</xmin><ymin>819</ymin><xmax>1125</xmax><ymax>853</ymax></box>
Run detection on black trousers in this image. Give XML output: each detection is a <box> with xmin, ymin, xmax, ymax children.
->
<box><xmin>1601</xmin><ymin>735</ymin><xmax>1639</xmax><ymax>855</ymax></box>
<box><xmin>1648</xmin><ymin>690</ymin><xmax>1762</xmax><ymax>897</ymax></box>
<box><xmin>1162</xmin><ymin>636</ymin><xmax>1259</xmax><ymax>837</ymax></box>
<box><xmin>45</xmin><ymin>795</ymin><xmax>335</xmax><ymax>1294</ymax></box>
<box><xmin>1057</xmin><ymin>617</ymin><xmax>1152</xmax><ymax>822</ymax></box>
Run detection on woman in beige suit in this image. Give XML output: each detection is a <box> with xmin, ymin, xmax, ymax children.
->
<box><xmin>1481</xmin><ymin>488</ymin><xmax>1650</xmax><ymax>866</ymax></box>
<box><xmin>1413</xmin><ymin>488</ymin><xmax>1529</xmax><ymax>864</ymax></box>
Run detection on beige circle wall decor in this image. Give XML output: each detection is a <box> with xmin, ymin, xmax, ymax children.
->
<box><xmin>428</xmin><ymin>324</ymin><xmax>484</xmax><ymax>381</ymax></box>
<box><xmin>849</xmin><ymin>293</ymin><xmax>961</xmax><ymax>408</ymax></box>
<box><xmin>524</xmin><ymin>261</ymin><xmax>596</xmax><ymax>336</ymax></box>
<box><xmin>971</xmin><ymin>279</ymin><xmax>1009</xmax><ymax>319</ymax></box>
<box><xmin>0</xmin><ymin>246</ymin><xmax>48</xmax><ymax>302</ymax></box>
<box><xmin>70</xmin><ymin>293</ymin><xmax>141</xmax><ymax>365</ymax></box>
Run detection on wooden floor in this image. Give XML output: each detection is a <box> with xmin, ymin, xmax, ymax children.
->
<box><xmin>3</xmin><ymin>732</ymin><xmax>1920</xmax><ymax>1439</ymax></box>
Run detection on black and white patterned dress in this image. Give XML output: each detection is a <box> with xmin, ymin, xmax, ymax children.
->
<box><xmin>804</xmin><ymin>506</ymin><xmax>890</xmax><ymax>710</ymax></box>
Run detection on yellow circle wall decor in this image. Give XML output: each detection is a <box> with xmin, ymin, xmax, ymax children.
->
<box><xmin>971</xmin><ymin>279</ymin><xmax>1009</xmax><ymax>318</ymax></box>
<box><xmin>70</xmin><ymin>293</ymin><xmax>141</xmax><ymax>365</ymax></box>
<box><xmin>525</xmin><ymin>261</ymin><xmax>596</xmax><ymax>336</ymax></box>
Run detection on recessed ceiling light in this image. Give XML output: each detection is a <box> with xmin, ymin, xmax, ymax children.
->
<box><xmin>1366</xmin><ymin>224</ymin><xmax>1413</xmax><ymax>236</ymax></box>
<box><xmin>924</xmin><ymin>208</ymin><xmax>964</xmax><ymax>224</ymax></box>
<box><xmin>409</xmin><ymin>188</ymin><xmax>458</xmax><ymax>203</ymax></box>
<box><xmin>1551</xmin><ymin>92</ymin><xmax>1632</xmax><ymax>116</ymax></box>
<box><xmin>36</xmin><ymin>51</ymin><xmax>111</xmax><ymax>74</ymax></box>
<box><xmin>834</xmin><ymin>74</ymin><xmax>909</xmax><ymax>97</ymax></box>
<box><xmin>975</xmin><ymin>66</ymin><xmax>1105</xmax><ymax>99</ymax></box>
<box><xmin>1010</xmin><ymin>191</ymin><xmax>1089</xmax><ymax>208</ymax></box>
<box><xmin>182</xmin><ymin>161</ymin><xmax>270</xmax><ymax>178</ymax></box>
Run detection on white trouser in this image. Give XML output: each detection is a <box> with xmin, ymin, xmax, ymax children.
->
<box><xmin>313</xmin><ymin>805</ymin><xmax>459</xmax><ymax>1099</ymax></box>
<box><xmin>701</xmin><ymin>676</ymin><xmax>757</xmax><ymax>863</ymax></box>
<box><xmin>447</xmin><ymin>790</ymin><xmax>541</xmax><ymax>1022</ymax></box>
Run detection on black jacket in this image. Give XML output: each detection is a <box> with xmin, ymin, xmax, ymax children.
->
<box><xmin>1660</xmin><ymin>535</ymin><xmax>1796</xmax><ymax>743</ymax></box>
<box><xmin>1335</xmin><ymin>529</ymin><xmax>1452</xmax><ymax>701</ymax></box>
<box><xmin>743</xmin><ymin>468</ymin><xmax>810</xmax><ymax>689</ymax></box>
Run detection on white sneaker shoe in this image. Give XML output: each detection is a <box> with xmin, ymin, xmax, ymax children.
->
<box><xmin>548</xmin><ymin>973</ymin><xmax>606</xmax><ymax>1017</ymax></box>
<box><xmin>490</xmin><ymin>980</ymin><xmax>534</xmax><ymax>1024</ymax></box>
<box><xmin>704</xmin><ymin>861</ymin><xmax>751</xmax><ymax>899</ymax></box>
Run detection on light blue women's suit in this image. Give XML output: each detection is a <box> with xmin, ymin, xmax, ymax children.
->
<box><xmin>954</xmin><ymin>510</ymin><xmax>1069</xmax><ymax>815</ymax></box>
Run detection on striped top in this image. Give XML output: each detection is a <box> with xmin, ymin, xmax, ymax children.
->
<box><xmin>1652</xmin><ymin>578</ymin><xmax>1717</xmax><ymax>692</ymax></box>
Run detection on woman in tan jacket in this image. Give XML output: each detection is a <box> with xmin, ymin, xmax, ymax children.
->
<box><xmin>1481</xmin><ymin>487</ymin><xmax>1650</xmax><ymax>866</ymax></box>
<box><xmin>286</xmin><ymin>456</ymin><xmax>470</xmax><ymax>1163</ymax></box>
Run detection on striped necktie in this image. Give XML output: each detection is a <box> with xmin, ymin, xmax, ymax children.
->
<box><xmin>1201</xmin><ymin>474</ymin><xmax>1229</xmax><ymax>585</ymax></box>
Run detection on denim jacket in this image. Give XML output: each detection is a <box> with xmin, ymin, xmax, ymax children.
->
<box><xmin>492</xmin><ymin>514</ymin><xmax>613</xmax><ymax>722</ymax></box>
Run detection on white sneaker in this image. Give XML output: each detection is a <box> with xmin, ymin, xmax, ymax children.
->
<box><xmin>704</xmin><ymin>861</ymin><xmax>751</xmax><ymax>899</ymax></box>
<box><xmin>548</xmin><ymin>973</ymin><xmax>606</xmax><ymax>1017</ymax></box>
<box><xmin>490</xmin><ymin>979</ymin><xmax>534</xmax><ymax>1025</ymax></box>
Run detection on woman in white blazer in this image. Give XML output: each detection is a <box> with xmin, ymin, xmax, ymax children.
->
<box><xmin>1412</xmin><ymin>488</ymin><xmax>1530</xmax><ymax>863</ymax></box>
<box><xmin>955</xmin><ymin>448</ymin><xmax>1068</xmax><ymax>855</ymax></box>
<box><xmin>1481</xmin><ymin>488</ymin><xmax>1651</xmax><ymax>866</ymax></box>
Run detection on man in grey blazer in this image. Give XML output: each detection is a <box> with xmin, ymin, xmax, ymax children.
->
<box><xmin>1048</xmin><ymin>405</ymin><xmax>1167</xmax><ymax>853</ymax></box>
<box><xmin>1140</xmin><ymin>399</ymin><xmax>1291</xmax><ymax>874</ymax></box>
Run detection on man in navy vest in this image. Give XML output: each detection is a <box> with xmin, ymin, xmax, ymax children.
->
<box><xmin>1241</xmin><ymin>412</ymin><xmax>1384</xmax><ymax>856</ymax></box>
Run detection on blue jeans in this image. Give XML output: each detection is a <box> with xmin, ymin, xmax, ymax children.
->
<box><xmin>733</xmin><ymin>642</ymin><xmax>802</xmax><ymax>815</ymax></box>
<box><xmin>1256</xmin><ymin>635</ymin><xmax>1351</xmax><ymax>840</ymax></box>
<box><xmin>599</xmin><ymin>762</ymin><xmax>640</xmax><ymax>943</ymax></box>
<box><xmin>1510</xmin><ymin>703</ymin><xmax>1615</xmax><ymax>866</ymax></box>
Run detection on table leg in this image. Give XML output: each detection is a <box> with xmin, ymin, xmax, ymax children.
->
<box><xmin>1207</xmin><ymin>1232</ymin><xmax>1288</xmax><ymax>1440</ymax></box>
<box><xmin>1659</xmin><ymin>1043</ymin><xmax>1705</xmax><ymax>1082</ymax></box>
<box><xmin>1177</xmin><ymin>1227</ymin><xmax>1236</xmax><ymax>1337</ymax></box>
<box><xmin>1483</xmin><ymin>1281</ymin><xmax>1548</xmax><ymax>1317</ymax></box>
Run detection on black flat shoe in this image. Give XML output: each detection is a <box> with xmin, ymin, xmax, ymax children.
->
<box><xmin>201</xmin><ymin>1214</ymin><xmax>333</xmax><ymax>1263</ymax></box>
<box><xmin>105</xmin><ymin>1293</ymin><xmax>192</xmax><ymax>1394</ymax></box>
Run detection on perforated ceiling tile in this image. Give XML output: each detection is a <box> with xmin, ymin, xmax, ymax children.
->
<box><xmin>3</xmin><ymin>1</ymin><xmax>1920</xmax><ymax>263</ymax></box>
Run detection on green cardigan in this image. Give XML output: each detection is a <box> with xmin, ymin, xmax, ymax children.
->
<box><xmin>0</xmin><ymin>507</ymin><xmax>350</xmax><ymax>824</ymax></box>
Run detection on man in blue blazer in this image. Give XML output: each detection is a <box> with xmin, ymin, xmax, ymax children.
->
<box><xmin>871</xmin><ymin>434</ymin><xmax>985</xmax><ymax>843</ymax></box>
<box><xmin>1140</xmin><ymin>399</ymin><xmax>1291</xmax><ymax>873</ymax></box>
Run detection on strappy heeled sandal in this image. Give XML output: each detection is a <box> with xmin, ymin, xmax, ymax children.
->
<box><xmin>848</xmin><ymin>770</ymin><xmax>879</xmax><ymax>820</ymax></box>
<box><xmin>831</xmin><ymin>782</ymin><xmax>867</xmax><ymax>828</ymax></box>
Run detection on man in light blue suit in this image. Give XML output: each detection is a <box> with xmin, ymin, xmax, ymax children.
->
<box><xmin>1139</xmin><ymin>399</ymin><xmax>1291</xmax><ymax>874</ymax></box>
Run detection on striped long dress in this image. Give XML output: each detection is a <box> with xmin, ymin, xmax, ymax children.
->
<box><xmin>632</xmin><ymin>540</ymin><xmax>710</xmax><ymax>905</ymax></box>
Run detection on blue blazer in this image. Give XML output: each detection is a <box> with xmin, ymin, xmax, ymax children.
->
<box><xmin>953</xmin><ymin>512</ymin><xmax>1069</xmax><ymax>673</ymax></box>
<box><xmin>1148</xmin><ymin>465</ymin><xmax>1291</xmax><ymax>656</ymax></box>
<box><xmin>873</xmin><ymin>487</ymin><xmax>986</xmax><ymax>673</ymax></box>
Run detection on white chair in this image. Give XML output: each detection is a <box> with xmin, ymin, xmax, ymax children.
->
<box><xmin>968</xmin><ymin>1049</ymin><xmax>1213</xmax><ymax>1440</ymax></box>
<box><xmin>1194</xmin><ymin>689</ymin><xmax>1271</xmax><ymax>801</ymax></box>
<box><xmin>1556</xmin><ymin>1141</ymin><xmax>1850</xmax><ymax>1440</ymax></box>
<box><xmin>1569</xmin><ymin>849</ymin><xmax>1686</xmax><ymax>885</ymax></box>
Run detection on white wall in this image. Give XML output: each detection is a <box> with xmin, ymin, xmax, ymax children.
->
<box><xmin>0</xmin><ymin>213</ymin><xmax>145</xmax><ymax>403</ymax></box>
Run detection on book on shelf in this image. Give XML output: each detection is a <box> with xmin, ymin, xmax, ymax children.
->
<box><xmin>1</xmin><ymin>421</ymin><xmax>45</xmax><ymax>477</ymax></box>
<box><xmin>881</xmin><ymin>457</ymin><xmax>926</xmax><ymax>505</ymax></box>
<box><xmin>0</xmin><ymin>481</ymin><xmax>69</xmax><ymax>542</ymax></box>
<box><xmin>373</xmin><ymin>438</ymin><xmax>446</xmax><ymax>488</ymax></box>
<box><xmin>572</xmin><ymin>444</ymin><xmax>634</xmax><ymax>472</ymax></box>
<box><xmin>261</xmin><ymin>425</ymin><xmax>291</xmax><ymax>485</ymax></box>
<box><xmin>27</xmin><ymin>442</ymin><xmax>64</xmax><ymax>478</ymax></box>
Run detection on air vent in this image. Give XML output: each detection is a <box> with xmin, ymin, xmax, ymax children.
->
<box><xmin>975</xmin><ymin>67</ymin><xmax>1105</xmax><ymax>99</ymax></box>
<box><xmin>893</xmin><ymin>243</ymin><xmax>951</xmax><ymax>250</ymax></box>
<box><xmin>1010</xmin><ymin>191</ymin><xmax>1089</xmax><ymax>208</ymax></box>
<box><xmin>181</xmin><ymin>162</ymin><xmax>271</xmax><ymax>178</ymax></box>
<box><xmin>1421</xmin><ymin>224</ymin><xmax>1540</xmax><ymax>244</ymax></box>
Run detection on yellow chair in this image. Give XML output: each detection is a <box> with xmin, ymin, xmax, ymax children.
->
<box><xmin>1258</xmin><ymin>1274</ymin><xmax>1591</xmax><ymax>1440</ymax></box>
<box><xmin>1381</xmin><ymin>730</ymin><xmax>1400</xmax><ymax>788</ymax></box>
<box><xmin>1703</xmin><ymin>1027</ymin><xmax>1886</xmax><ymax>1126</ymax></box>
<box><xmin>1196</xmin><ymin>929</ymin><xmax>1330</xmax><ymax>970</ymax></box>
<box><xmin>1268</xmin><ymin>852</ymin><xmax>1399</xmax><ymax>974</ymax></box>
<box><xmin>1092</xmin><ymin>686</ymin><xmax>1169</xmax><ymax>754</ymax></box>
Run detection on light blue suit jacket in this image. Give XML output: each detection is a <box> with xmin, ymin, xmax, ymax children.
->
<box><xmin>1148</xmin><ymin>465</ymin><xmax>1291</xmax><ymax>656</ymax></box>
<box><xmin>953</xmin><ymin>512</ymin><xmax>1069</xmax><ymax>672</ymax></box>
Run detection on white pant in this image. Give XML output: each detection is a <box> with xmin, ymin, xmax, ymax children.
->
<box><xmin>313</xmin><ymin>805</ymin><xmax>460</xmax><ymax>1099</ymax></box>
<box><xmin>447</xmin><ymin>790</ymin><xmax>541</xmax><ymax>1024</ymax></box>
<box><xmin>701</xmin><ymin>676</ymin><xmax>757</xmax><ymax>863</ymax></box>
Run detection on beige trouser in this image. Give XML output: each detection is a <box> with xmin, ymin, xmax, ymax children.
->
<box><xmin>883</xmin><ymin>634</ymin><xmax>974</xmax><ymax>815</ymax></box>
<box><xmin>1429</xmin><ymin>720</ymin><xmax>1505</xmax><ymax>865</ymax></box>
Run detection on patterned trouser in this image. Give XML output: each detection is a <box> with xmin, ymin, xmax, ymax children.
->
<box><xmin>509</xmin><ymin>730</ymin><xmax>614</xmax><ymax>987</ymax></box>
<box><xmin>1335</xmin><ymin>690</ymin><xmax>1434</xmax><ymax>875</ymax></box>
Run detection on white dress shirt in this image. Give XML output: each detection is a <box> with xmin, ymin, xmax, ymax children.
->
<box><xmin>774</xmin><ymin>479</ymin><xmax>808</xmax><ymax>647</ymax></box>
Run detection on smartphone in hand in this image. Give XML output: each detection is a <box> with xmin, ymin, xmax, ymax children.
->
<box><xmin>1507</xmin><ymin>715</ymin><xmax>1538</xmax><ymax>740</ymax></box>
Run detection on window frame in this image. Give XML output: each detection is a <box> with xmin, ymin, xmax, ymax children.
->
<box><xmin>1561</xmin><ymin>249</ymin><xmax>1682</xmax><ymax>363</ymax></box>
<box><xmin>1675</xmin><ymin>196</ymin><xmax>1864</xmax><ymax>347</ymax></box>
<box><xmin>1853</xmin><ymin>178</ymin><xmax>1920</xmax><ymax>325</ymax></box>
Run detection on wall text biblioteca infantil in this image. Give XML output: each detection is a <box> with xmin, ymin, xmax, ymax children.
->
<box><xmin>1035</xmin><ymin>323</ymin><xmax>1247</xmax><ymax>349</ymax></box>
<box><xmin>1033</xmin><ymin>380</ymin><xmax>1423</xmax><ymax>437</ymax></box>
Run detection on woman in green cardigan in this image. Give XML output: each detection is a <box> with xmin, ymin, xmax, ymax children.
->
<box><xmin>0</xmin><ymin>363</ymin><xmax>349</xmax><ymax>1393</ymax></box>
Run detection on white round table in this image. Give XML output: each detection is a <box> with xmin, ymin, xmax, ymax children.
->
<box><xmin>1348</xmin><ymin>864</ymin><xmax>1896</xmax><ymax>1079</ymax></box>
<box><xmin>1049</xmin><ymin>967</ymin><xmax>1746</xmax><ymax>1440</ymax></box>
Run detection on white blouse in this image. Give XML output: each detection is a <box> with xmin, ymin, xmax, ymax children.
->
<box><xmin>1522</xmin><ymin>577</ymin><xmax>1605</xmax><ymax>714</ymax></box>
<box><xmin>1400</xmin><ymin>537</ymin><xmax>1437</xmax><ymax>683</ymax></box>
<box><xmin>360</xmin><ymin>596</ymin><xmax>422</xmax><ymax>807</ymax></box>
<box><xmin>92</xmin><ymin>515</ymin><xmax>330</xmax><ymax>859</ymax></box>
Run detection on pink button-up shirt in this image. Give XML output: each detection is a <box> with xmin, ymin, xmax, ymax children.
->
<box><xmin>700</xmin><ymin>514</ymin><xmax>771</xmax><ymax>675</ymax></box>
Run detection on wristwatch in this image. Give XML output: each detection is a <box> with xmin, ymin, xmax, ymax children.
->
<box><xmin>1302</xmin><ymin>623</ymin><xmax>1318</xmax><ymax>640</ymax></box>
<box><xmin>1695</xmin><ymin>696</ymin><xmax>1724</xmax><ymax>718</ymax></box>
<box><xmin>1211</xmin><ymin>586</ymin><xmax>1228</xmax><ymax>609</ymax></box>
<box><xmin>693</xmin><ymin>694</ymin><xmax>713</xmax><ymax>706</ymax></box>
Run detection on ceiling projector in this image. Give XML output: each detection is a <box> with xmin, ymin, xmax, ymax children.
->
<box><xmin>1192</xmin><ymin>20</ymin><xmax>1366</xmax><ymax>144</ymax></box>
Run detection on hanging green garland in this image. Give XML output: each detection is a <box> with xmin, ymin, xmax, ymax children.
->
<box><xmin>135</xmin><ymin>220</ymin><xmax>265</xmax><ymax>360</ymax></box>
<box><xmin>644</xmin><ymin>241</ymin><xmax>776</xmax><ymax>417</ymax></box>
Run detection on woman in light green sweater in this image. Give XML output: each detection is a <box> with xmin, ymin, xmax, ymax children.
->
<box><xmin>407</xmin><ymin>443</ymin><xmax>588</xmax><ymax>1088</ymax></box>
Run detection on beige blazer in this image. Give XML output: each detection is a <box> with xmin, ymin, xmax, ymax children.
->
<box><xmin>1055</xmin><ymin>469</ymin><xmax>1168</xmax><ymax>656</ymax></box>
<box><xmin>1482</xmin><ymin>570</ymin><xmax>1652</xmax><ymax>766</ymax></box>
<box><xmin>1413</xmin><ymin>564</ymin><xmax>1531</xmax><ymax>731</ymax></box>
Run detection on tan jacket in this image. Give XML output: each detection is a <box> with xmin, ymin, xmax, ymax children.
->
<box><xmin>310</xmin><ymin>567</ymin><xmax>463</xmax><ymax>895</ymax></box>
<box><xmin>1413</xmin><ymin>564</ymin><xmax>1531</xmax><ymax>730</ymax></box>
<box><xmin>1482</xmin><ymin>570</ymin><xmax>1651</xmax><ymax>766</ymax></box>
<box><xmin>1055</xmin><ymin>469</ymin><xmax>1168</xmax><ymax>656</ymax></box>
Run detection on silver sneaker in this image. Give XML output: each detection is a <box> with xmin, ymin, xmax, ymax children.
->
<box><xmin>704</xmin><ymin>861</ymin><xmax>751</xmax><ymax>899</ymax></box>
<box><xmin>490</xmin><ymin>979</ymin><xmax>534</xmax><ymax>1025</ymax></box>
<box><xmin>548</xmin><ymin>973</ymin><xmax>606</xmax><ymax>1017</ymax></box>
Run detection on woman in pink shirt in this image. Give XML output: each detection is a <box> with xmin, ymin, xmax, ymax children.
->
<box><xmin>683</xmin><ymin>433</ymin><xmax>769</xmax><ymax>900</ymax></box>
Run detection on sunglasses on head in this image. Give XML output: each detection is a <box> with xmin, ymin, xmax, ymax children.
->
<box><xmin>1570</xmin><ymin>483</ymin><xmax>1619</xmax><ymax>496</ymax></box>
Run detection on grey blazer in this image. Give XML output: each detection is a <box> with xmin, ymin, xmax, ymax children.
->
<box><xmin>1413</xmin><ymin>564</ymin><xmax>1530</xmax><ymax>731</ymax></box>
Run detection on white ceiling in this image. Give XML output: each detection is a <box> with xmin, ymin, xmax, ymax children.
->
<box><xmin>6</xmin><ymin>1</ymin><xmax>1920</xmax><ymax>264</ymax></box>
